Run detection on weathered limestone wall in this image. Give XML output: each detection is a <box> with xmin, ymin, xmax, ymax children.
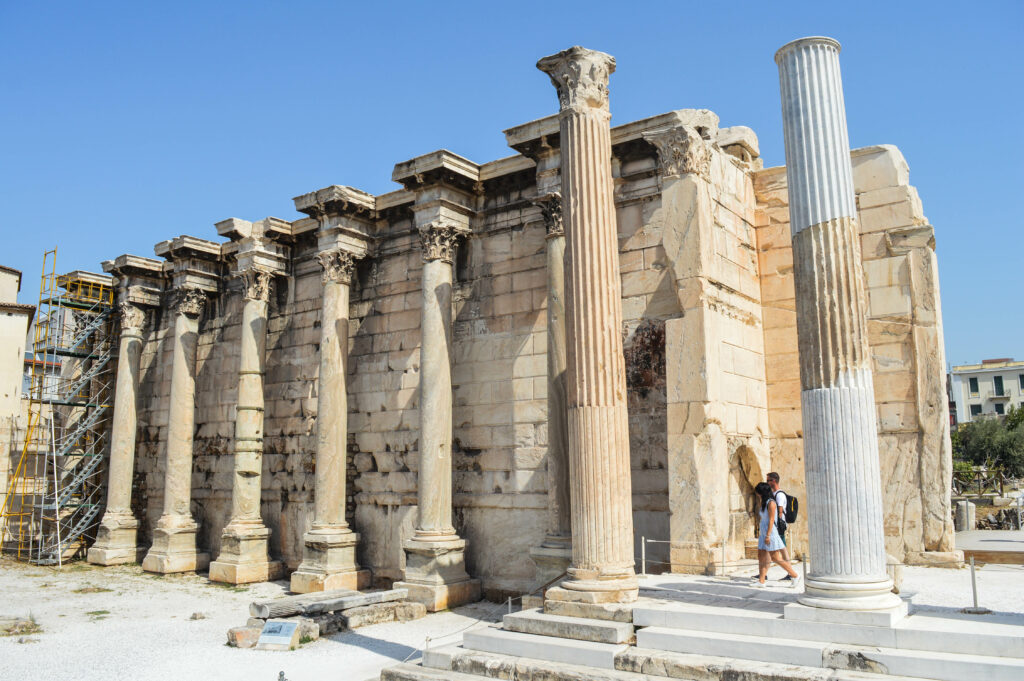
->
<box><xmin>123</xmin><ymin>115</ymin><xmax>951</xmax><ymax>593</ymax></box>
<box><xmin>754</xmin><ymin>144</ymin><xmax>954</xmax><ymax>563</ymax></box>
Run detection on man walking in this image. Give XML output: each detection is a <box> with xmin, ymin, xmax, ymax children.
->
<box><xmin>766</xmin><ymin>472</ymin><xmax>792</xmax><ymax>576</ymax></box>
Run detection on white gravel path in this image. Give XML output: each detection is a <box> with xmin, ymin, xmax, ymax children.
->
<box><xmin>2</xmin><ymin>558</ymin><xmax>1021</xmax><ymax>681</ymax></box>
<box><xmin>0</xmin><ymin>558</ymin><xmax>502</xmax><ymax>681</ymax></box>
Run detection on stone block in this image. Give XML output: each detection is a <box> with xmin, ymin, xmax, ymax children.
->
<box><xmin>543</xmin><ymin>598</ymin><xmax>634</xmax><ymax>622</ymax></box>
<box><xmin>503</xmin><ymin>608</ymin><xmax>634</xmax><ymax>643</ymax></box>
<box><xmin>226</xmin><ymin>626</ymin><xmax>261</xmax><ymax>649</ymax></box>
<box><xmin>462</xmin><ymin>626</ymin><xmax>629</xmax><ymax>670</ymax></box>
<box><xmin>851</xmin><ymin>145</ymin><xmax>910</xmax><ymax>193</ymax></box>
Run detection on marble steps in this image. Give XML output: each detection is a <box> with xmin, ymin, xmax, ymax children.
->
<box><xmin>503</xmin><ymin>607</ymin><xmax>635</xmax><ymax>643</ymax></box>
<box><xmin>421</xmin><ymin>643</ymin><xmax>685</xmax><ymax>680</ymax></box>
<box><xmin>635</xmin><ymin>626</ymin><xmax>1024</xmax><ymax>681</ymax></box>
<box><xmin>416</xmin><ymin>642</ymin><xmax>930</xmax><ymax>681</ymax></box>
<box><xmin>462</xmin><ymin>625</ymin><xmax>630</xmax><ymax>669</ymax></box>
<box><xmin>632</xmin><ymin>602</ymin><xmax>1024</xmax><ymax>659</ymax></box>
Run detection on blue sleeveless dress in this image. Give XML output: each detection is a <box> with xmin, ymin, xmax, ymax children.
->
<box><xmin>758</xmin><ymin>501</ymin><xmax>785</xmax><ymax>552</ymax></box>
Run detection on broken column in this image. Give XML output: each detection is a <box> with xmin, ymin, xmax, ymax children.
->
<box><xmin>775</xmin><ymin>37</ymin><xmax>903</xmax><ymax>615</ymax></box>
<box><xmin>537</xmin><ymin>46</ymin><xmax>637</xmax><ymax>604</ymax></box>
<box><xmin>290</xmin><ymin>187</ymin><xmax>374</xmax><ymax>593</ymax></box>
<box><xmin>210</xmin><ymin>218</ymin><xmax>290</xmax><ymax>584</ymax></box>
<box><xmin>143</xmin><ymin>237</ymin><xmax>220</xmax><ymax>574</ymax></box>
<box><xmin>392</xmin><ymin>151</ymin><xmax>481</xmax><ymax>611</ymax></box>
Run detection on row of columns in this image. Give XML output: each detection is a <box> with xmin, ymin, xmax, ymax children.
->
<box><xmin>89</xmin><ymin>40</ymin><xmax>904</xmax><ymax>618</ymax></box>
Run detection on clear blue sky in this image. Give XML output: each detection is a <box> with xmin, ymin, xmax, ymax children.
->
<box><xmin>2</xmin><ymin>1</ymin><xmax>1020</xmax><ymax>366</ymax></box>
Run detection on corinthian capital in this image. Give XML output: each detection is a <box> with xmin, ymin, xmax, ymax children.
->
<box><xmin>537</xmin><ymin>46</ymin><xmax>616</xmax><ymax>114</ymax></box>
<box><xmin>239</xmin><ymin>269</ymin><xmax>273</xmax><ymax>302</ymax></box>
<box><xmin>172</xmin><ymin>287</ymin><xmax>207</xmax><ymax>318</ymax></box>
<box><xmin>317</xmin><ymin>249</ymin><xmax>356</xmax><ymax>285</ymax></box>
<box><xmin>119</xmin><ymin>302</ymin><xmax>146</xmax><ymax>333</ymax></box>
<box><xmin>643</xmin><ymin>124</ymin><xmax>711</xmax><ymax>180</ymax></box>
<box><xmin>531</xmin><ymin>192</ymin><xmax>563</xmax><ymax>238</ymax></box>
<box><xmin>418</xmin><ymin>220</ymin><xmax>464</xmax><ymax>264</ymax></box>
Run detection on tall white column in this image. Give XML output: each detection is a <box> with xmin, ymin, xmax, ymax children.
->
<box><xmin>210</xmin><ymin>269</ymin><xmax>283</xmax><ymax>584</ymax></box>
<box><xmin>530</xmin><ymin>193</ymin><xmax>573</xmax><ymax>582</ymax></box>
<box><xmin>291</xmin><ymin>249</ymin><xmax>370</xmax><ymax>593</ymax></box>
<box><xmin>395</xmin><ymin>220</ymin><xmax>480</xmax><ymax>612</ymax></box>
<box><xmin>143</xmin><ymin>287</ymin><xmax>210</xmax><ymax>574</ymax></box>
<box><xmin>776</xmin><ymin>37</ymin><xmax>903</xmax><ymax>614</ymax></box>
<box><xmin>538</xmin><ymin>46</ymin><xmax>638</xmax><ymax>605</ymax></box>
<box><xmin>88</xmin><ymin>301</ymin><xmax>146</xmax><ymax>565</ymax></box>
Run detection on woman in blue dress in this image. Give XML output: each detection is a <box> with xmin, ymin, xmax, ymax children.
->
<box><xmin>755</xmin><ymin>482</ymin><xmax>799</xmax><ymax>586</ymax></box>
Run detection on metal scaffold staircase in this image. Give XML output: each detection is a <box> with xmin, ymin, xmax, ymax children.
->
<box><xmin>0</xmin><ymin>249</ymin><xmax>115</xmax><ymax>565</ymax></box>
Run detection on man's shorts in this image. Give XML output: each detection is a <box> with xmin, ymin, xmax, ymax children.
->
<box><xmin>777</xmin><ymin>521</ymin><xmax>787</xmax><ymax>546</ymax></box>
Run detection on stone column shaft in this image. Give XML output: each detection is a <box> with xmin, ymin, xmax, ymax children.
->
<box><xmin>290</xmin><ymin>250</ymin><xmax>368</xmax><ymax>593</ymax></box>
<box><xmin>142</xmin><ymin>287</ymin><xmax>209</xmax><ymax>574</ymax></box>
<box><xmin>415</xmin><ymin>256</ymin><xmax>456</xmax><ymax>539</ymax></box>
<box><xmin>395</xmin><ymin>221</ymin><xmax>480</xmax><ymax>611</ymax></box>
<box><xmin>314</xmin><ymin>269</ymin><xmax>350</xmax><ymax>529</ymax></box>
<box><xmin>538</xmin><ymin>46</ymin><xmax>637</xmax><ymax>603</ymax></box>
<box><xmin>210</xmin><ymin>270</ymin><xmax>282</xmax><ymax>584</ymax></box>
<box><xmin>231</xmin><ymin>281</ymin><xmax>268</xmax><ymax>522</ymax></box>
<box><xmin>543</xmin><ymin>202</ymin><xmax>571</xmax><ymax>544</ymax></box>
<box><xmin>88</xmin><ymin>302</ymin><xmax>145</xmax><ymax>565</ymax></box>
<box><xmin>776</xmin><ymin>37</ymin><xmax>901</xmax><ymax>613</ymax></box>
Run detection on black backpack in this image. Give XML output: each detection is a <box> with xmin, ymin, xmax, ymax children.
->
<box><xmin>776</xmin><ymin>490</ymin><xmax>798</xmax><ymax>523</ymax></box>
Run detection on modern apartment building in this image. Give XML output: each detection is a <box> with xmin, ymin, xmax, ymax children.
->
<box><xmin>950</xmin><ymin>358</ymin><xmax>1024</xmax><ymax>423</ymax></box>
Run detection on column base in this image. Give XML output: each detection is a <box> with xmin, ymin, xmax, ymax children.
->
<box><xmin>289</xmin><ymin>528</ymin><xmax>370</xmax><ymax>594</ymax></box>
<box><xmin>396</xmin><ymin>535</ymin><xmax>480</xmax><ymax>612</ymax></box>
<box><xmin>548</xmin><ymin>563</ymin><xmax>639</xmax><ymax>604</ymax></box>
<box><xmin>798</xmin><ymin>575</ymin><xmax>905</xmax><ymax>613</ymax></box>
<box><xmin>87</xmin><ymin>512</ymin><xmax>140</xmax><ymax>566</ymax></box>
<box><xmin>785</xmin><ymin>600</ymin><xmax>908</xmax><ymax>627</ymax></box>
<box><xmin>142</xmin><ymin>515</ymin><xmax>210</xmax><ymax>574</ymax></box>
<box><xmin>209</xmin><ymin>523</ymin><xmax>285</xmax><ymax>585</ymax></box>
<box><xmin>393</xmin><ymin>579</ymin><xmax>481</xmax><ymax>613</ymax></box>
<box><xmin>530</xmin><ymin>538</ymin><xmax>572</xmax><ymax>586</ymax></box>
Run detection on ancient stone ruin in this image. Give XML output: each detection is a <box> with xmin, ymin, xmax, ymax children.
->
<box><xmin>84</xmin><ymin>39</ymin><xmax>958</xmax><ymax>612</ymax></box>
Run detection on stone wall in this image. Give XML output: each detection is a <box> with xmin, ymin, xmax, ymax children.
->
<box><xmin>753</xmin><ymin>145</ymin><xmax>954</xmax><ymax>563</ymax></box>
<box><xmin>122</xmin><ymin>113</ymin><xmax>952</xmax><ymax>593</ymax></box>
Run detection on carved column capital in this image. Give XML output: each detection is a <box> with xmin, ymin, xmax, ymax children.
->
<box><xmin>118</xmin><ymin>301</ymin><xmax>146</xmax><ymax>333</ymax></box>
<box><xmin>537</xmin><ymin>46</ymin><xmax>616</xmax><ymax>115</ymax></box>
<box><xmin>239</xmin><ymin>269</ymin><xmax>273</xmax><ymax>302</ymax></box>
<box><xmin>317</xmin><ymin>249</ymin><xmax>356</xmax><ymax>285</ymax></box>
<box><xmin>532</xmin><ymin>192</ymin><xmax>564</xmax><ymax>238</ymax></box>
<box><xmin>642</xmin><ymin>124</ymin><xmax>711</xmax><ymax>179</ymax></box>
<box><xmin>418</xmin><ymin>220</ymin><xmax>464</xmax><ymax>264</ymax></box>
<box><xmin>172</xmin><ymin>287</ymin><xmax>207</xmax><ymax>318</ymax></box>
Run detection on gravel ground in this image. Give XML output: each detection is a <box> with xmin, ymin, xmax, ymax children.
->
<box><xmin>0</xmin><ymin>558</ymin><xmax>502</xmax><ymax>681</ymax></box>
<box><xmin>2</xmin><ymin>558</ymin><xmax>1021</xmax><ymax>681</ymax></box>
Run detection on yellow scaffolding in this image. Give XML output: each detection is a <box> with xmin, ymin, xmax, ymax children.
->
<box><xmin>1</xmin><ymin>249</ymin><xmax>115</xmax><ymax>564</ymax></box>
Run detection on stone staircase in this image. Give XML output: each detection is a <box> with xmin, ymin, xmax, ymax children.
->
<box><xmin>378</xmin><ymin>595</ymin><xmax>1024</xmax><ymax>681</ymax></box>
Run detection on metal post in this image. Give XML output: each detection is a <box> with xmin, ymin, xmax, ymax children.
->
<box><xmin>507</xmin><ymin>596</ymin><xmax>512</xmax><ymax>614</ymax></box>
<box><xmin>641</xmin><ymin>536</ymin><xmax>646</xmax><ymax>577</ymax></box>
<box><xmin>970</xmin><ymin>556</ymin><xmax>978</xmax><ymax>609</ymax></box>
<box><xmin>721</xmin><ymin>541</ymin><xmax>726</xmax><ymax>576</ymax></box>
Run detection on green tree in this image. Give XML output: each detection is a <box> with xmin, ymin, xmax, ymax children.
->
<box><xmin>952</xmin><ymin>409</ymin><xmax>1024</xmax><ymax>477</ymax></box>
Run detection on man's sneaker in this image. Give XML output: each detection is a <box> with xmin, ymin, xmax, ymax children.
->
<box><xmin>780</xmin><ymin>575</ymin><xmax>793</xmax><ymax>581</ymax></box>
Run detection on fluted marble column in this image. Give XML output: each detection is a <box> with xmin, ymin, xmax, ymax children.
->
<box><xmin>210</xmin><ymin>270</ymin><xmax>283</xmax><ymax>584</ymax></box>
<box><xmin>776</xmin><ymin>37</ymin><xmax>902</xmax><ymax>615</ymax></box>
<box><xmin>395</xmin><ymin>221</ymin><xmax>480</xmax><ymax>611</ymax></box>
<box><xmin>537</xmin><ymin>46</ymin><xmax>637</xmax><ymax>604</ymax></box>
<box><xmin>88</xmin><ymin>301</ymin><xmax>146</xmax><ymax>565</ymax></box>
<box><xmin>291</xmin><ymin>250</ymin><xmax>370</xmax><ymax>593</ymax></box>
<box><xmin>143</xmin><ymin>287</ymin><xmax>210</xmax><ymax>574</ymax></box>
<box><xmin>530</xmin><ymin>193</ymin><xmax>573</xmax><ymax>582</ymax></box>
